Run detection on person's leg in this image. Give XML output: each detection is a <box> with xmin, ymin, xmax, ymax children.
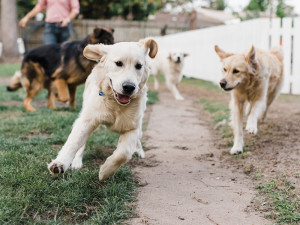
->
<box><xmin>43</xmin><ymin>23</ymin><xmax>57</xmax><ymax>45</ymax></box>
<box><xmin>57</xmin><ymin>24</ymin><xmax>71</xmax><ymax>44</ymax></box>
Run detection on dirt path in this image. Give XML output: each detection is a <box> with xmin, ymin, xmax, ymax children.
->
<box><xmin>130</xmin><ymin>92</ymin><xmax>269</xmax><ymax>225</ymax></box>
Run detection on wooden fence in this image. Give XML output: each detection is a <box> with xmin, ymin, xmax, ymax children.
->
<box><xmin>18</xmin><ymin>19</ymin><xmax>187</xmax><ymax>50</ymax></box>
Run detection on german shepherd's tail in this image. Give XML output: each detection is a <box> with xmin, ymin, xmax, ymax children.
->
<box><xmin>7</xmin><ymin>70</ymin><xmax>22</xmax><ymax>91</ymax></box>
<box><xmin>270</xmin><ymin>46</ymin><xmax>284</xmax><ymax>63</ymax></box>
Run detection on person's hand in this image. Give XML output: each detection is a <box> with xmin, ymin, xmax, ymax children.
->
<box><xmin>60</xmin><ymin>18</ymin><xmax>70</xmax><ymax>27</ymax></box>
<box><xmin>19</xmin><ymin>16</ymin><xmax>29</xmax><ymax>27</ymax></box>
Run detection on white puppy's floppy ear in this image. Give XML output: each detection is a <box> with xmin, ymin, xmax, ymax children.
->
<box><xmin>139</xmin><ymin>38</ymin><xmax>158</xmax><ymax>58</ymax></box>
<box><xmin>183</xmin><ymin>53</ymin><xmax>189</xmax><ymax>57</ymax></box>
<box><xmin>83</xmin><ymin>44</ymin><xmax>110</xmax><ymax>61</ymax></box>
<box><xmin>215</xmin><ymin>45</ymin><xmax>233</xmax><ymax>60</ymax></box>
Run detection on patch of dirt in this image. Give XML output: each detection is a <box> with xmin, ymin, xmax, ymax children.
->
<box><xmin>181</xmin><ymin>82</ymin><xmax>300</xmax><ymax>215</ymax></box>
<box><xmin>129</xmin><ymin>90</ymin><xmax>269</xmax><ymax>225</ymax></box>
<box><xmin>0</xmin><ymin>77</ymin><xmax>11</xmax><ymax>85</ymax></box>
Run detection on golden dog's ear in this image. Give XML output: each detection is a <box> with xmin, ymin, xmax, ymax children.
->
<box><xmin>83</xmin><ymin>44</ymin><xmax>109</xmax><ymax>61</ymax></box>
<box><xmin>246</xmin><ymin>46</ymin><xmax>259</xmax><ymax>74</ymax></box>
<box><xmin>215</xmin><ymin>45</ymin><xmax>233</xmax><ymax>60</ymax></box>
<box><xmin>140</xmin><ymin>38</ymin><xmax>158</xmax><ymax>58</ymax></box>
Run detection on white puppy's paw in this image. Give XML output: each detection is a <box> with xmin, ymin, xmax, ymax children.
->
<box><xmin>246</xmin><ymin>123</ymin><xmax>258</xmax><ymax>134</ymax></box>
<box><xmin>71</xmin><ymin>158</ymin><xmax>83</xmax><ymax>170</ymax></box>
<box><xmin>48</xmin><ymin>159</ymin><xmax>69</xmax><ymax>175</ymax></box>
<box><xmin>230</xmin><ymin>146</ymin><xmax>243</xmax><ymax>155</ymax></box>
<box><xmin>175</xmin><ymin>95</ymin><xmax>184</xmax><ymax>101</ymax></box>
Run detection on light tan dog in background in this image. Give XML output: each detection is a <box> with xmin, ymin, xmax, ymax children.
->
<box><xmin>150</xmin><ymin>50</ymin><xmax>188</xmax><ymax>100</ymax></box>
<box><xmin>215</xmin><ymin>45</ymin><xmax>284</xmax><ymax>154</ymax></box>
<box><xmin>48</xmin><ymin>39</ymin><xmax>158</xmax><ymax>181</ymax></box>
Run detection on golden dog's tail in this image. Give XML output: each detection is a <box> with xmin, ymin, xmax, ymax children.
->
<box><xmin>270</xmin><ymin>47</ymin><xmax>284</xmax><ymax>63</ymax></box>
<box><xmin>7</xmin><ymin>70</ymin><xmax>22</xmax><ymax>91</ymax></box>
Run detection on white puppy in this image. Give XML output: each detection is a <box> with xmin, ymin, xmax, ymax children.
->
<box><xmin>149</xmin><ymin>50</ymin><xmax>188</xmax><ymax>100</ymax></box>
<box><xmin>48</xmin><ymin>39</ymin><xmax>158</xmax><ymax>181</ymax></box>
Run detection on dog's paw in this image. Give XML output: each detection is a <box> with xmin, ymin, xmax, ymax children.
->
<box><xmin>71</xmin><ymin>158</ymin><xmax>83</xmax><ymax>170</ymax></box>
<box><xmin>48</xmin><ymin>160</ymin><xmax>67</xmax><ymax>175</ymax></box>
<box><xmin>138</xmin><ymin>149</ymin><xmax>145</xmax><ymax>159</ymax></box>
<box><xmin>246</xmin><ymin>124</ymin><xmax>257</xmax><ymax>134</ymax></box>
<box><xmin>230</xmin><ymin>146</ymin><xmax>243</xmax><ymax>155</ymax></box>
<box><xmin>99</xmin><ymin>166</ymin><xmax>114</xmax><ymax>181</ymax></box>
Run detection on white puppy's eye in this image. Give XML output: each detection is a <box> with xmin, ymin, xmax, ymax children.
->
<box><xmin>135</xmin><ymin>63</ymin><xmax>142</xmax><ymax>70</ymax></box>
<box><xmin>115</xmin><ymin>61</ymin><xmax>123</xmax><ymax>67</ymax></box>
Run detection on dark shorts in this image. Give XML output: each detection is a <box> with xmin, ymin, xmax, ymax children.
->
<box><xmin>44</xmin><ymin>22</ymin><xmax>71</xmax><ymax>45</ymax></box>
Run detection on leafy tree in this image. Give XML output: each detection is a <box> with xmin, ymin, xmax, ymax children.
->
<box><xmin>17</xmin><ymin>0</ymin><xmax>37</xmax><ymax>18</ymax></box>
<box><xmin>246</xmin><ymin>0</ymin><xmax>269</xmax><ymax>12</ymax></box>
<box><xmin>276</xmin><ymin>0</ymin><xmax>294</xmax><ymax>18</ymax></box>
<box><xmin>17</xmin><ymin>0</ymin><xmax>163</xmax><ymax>21</ymax></box>
<box><xmin>209</xmin><ymin>0</ymin><xmax>226</xmax><ymax>11</ymax></box>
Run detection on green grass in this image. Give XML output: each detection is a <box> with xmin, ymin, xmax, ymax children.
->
<box><xmin>147</xmin><ymin>90</ymin><xmax>159</xmax><ymax>105</ymax></box>
<box><xmin>257</xmin><ymin>177</ymin><xmax>300</xmax><ymax>224</ymax></box>
<box><xmin>182</xmin><ymin>77</ymin><xmax>221</xmax><ymax>92</ymax></box>
<box><xmin>148</xmin><ymin>74</ymin><xmax>220</xmax><ymax>92</ymax></box>
<box><xmin>0</xmin><ymin>64</ymin><xmax>20</xmax><ymax>77</ymax></box>
<box><xmin>0</xmin><ymin>85</ymin><xmax>159</xmax><ymax>224</ymax></box>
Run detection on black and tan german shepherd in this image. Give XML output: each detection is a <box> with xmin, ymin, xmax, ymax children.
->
<box><xmin>7</xmin><ymin>27</ymin><xmax>114</xmax><ymax>112</ymax></box>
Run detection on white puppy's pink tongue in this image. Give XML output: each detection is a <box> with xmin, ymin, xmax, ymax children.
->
<box><xmin>117</xmin><ymin>93</ymin><xmax>130</xmax><ymax>103</ymax></box>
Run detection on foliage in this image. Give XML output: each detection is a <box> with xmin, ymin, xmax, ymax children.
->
<box><xmin>276</xmin><ymin>0</ymin><xmax>294</xmax><ymax>18</ymax></box>
<box><xmin>240</xmin><ymin>0</ymin><xmax>295</xmax><ymax>20</ymax></box>
<box><xmin>17</xmin><ymin>0</ymin><xmax>37</xmax><ymax>18</ymax></box>
<box><xmin>17</xmin><ymin>0</ymin><xmax>164</xmax><ymax>21</ymax></box>
<box><xmin>246</xmin><ymin>0</ymin><xmax>269</xmax><ymax>12</ymax></box>
<box><xmin>209</xmin><ymin>0</ymin><xmax>226</xmax><ymax>11</ymax></box>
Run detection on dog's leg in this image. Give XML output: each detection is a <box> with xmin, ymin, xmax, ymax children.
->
<box><xmin>153</xmin><ymin>74</ymin><xmax>159</xmax><ymax>90</ymax></box>
<box><xmin>99</xmin><ymin>129</ymin><xmax>139</xmax><ymax>181</ymax></box>
<box><xmin>230</xmin><ymin>97</ymin><xmax>245</xmax><ymax>154</ymax></box>
<box><xmin>47</xmin><ymin>91</ymin><xmax>56</xmax><ymax>109</ymax></box>
<box><xmin>166</xmin><ymin>80</ymin><xmax>184</xmax><ymax>100</ymax></box>
<box><xmin>48</xmin><ymin>115</ymin><xmax>98</xmax><ymax>175</ymax></box>
<box><xmin>136</xmin><ymin>140</ymin><xmax>145</xmax><ymax>158</ymax></box>
<box><xmin>71</xmin><ymin>144</ymin><xmax>86</xmax><ymax>169</ymax></box>
<box><xmin>24</xmin><ymin>81</ymin><xmax>42</xmax><ymax>112</ymax></box>
<box><xmin>246</xmin><ymin>99</ymin><xmax>266</xmax><ymax>134</ymax></box>
<box><xmin>68</xmin><ymin>85</ymin><xmax>77</xmax><ymax>109</ymax></box>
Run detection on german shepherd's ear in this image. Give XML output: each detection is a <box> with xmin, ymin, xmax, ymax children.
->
<box><xmin>83</xmin><ymin>44</ymin><xmax>110</xmax><ymax>61</ymax></box>
<box><xmin>93</xmin><ymin>27</ymin><xmax>103</xmax><ymax>37</ymax></box>
<box><xmin>215</xmin><ymin>45</ymin><xmax>233</xmax><ymax>60</ymax></box>
<box><xmin>139</xmin><ymin>38</ymin><xmax>158</xmax><ymax>59</ymax></box>
<box><xmin>93</xmin><ymin>27</ymin><xmax>114</xmax><ymax>37</ymax></box>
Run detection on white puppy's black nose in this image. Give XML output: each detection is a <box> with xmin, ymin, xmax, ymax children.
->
<box><xmin>177</xmin><ymin>57</ymin><xmax>181</xmax><ymax>62</ymax></box>
<box><xmin>122</xmin><ymin>82</ymin><xmax>136</xmax><ymax>95</ymax></box>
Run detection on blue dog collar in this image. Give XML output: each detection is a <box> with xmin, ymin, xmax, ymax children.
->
<box><xmin>99</xmin><ymin>90</ymin><xmax>105</xmax><ymax>96</ymax></box>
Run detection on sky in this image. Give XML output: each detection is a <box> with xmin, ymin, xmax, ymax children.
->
<box><xmin>226</xmin><ymin>0</ymin><xmax>300</xmax><ymax>14</ymax></box>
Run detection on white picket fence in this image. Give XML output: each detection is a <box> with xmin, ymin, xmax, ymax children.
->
<box><xmin>154</xmin><ymin>17</ymin><xmax>300</xmax><ymax>94</ymax></box>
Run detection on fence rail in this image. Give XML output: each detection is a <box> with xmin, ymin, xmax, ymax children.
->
<box><xmin>154</xmin><ymin>17</ymin><xmax>300</xmax><ymax>95</ymax></box>
<box><xmin>16</xmin><ymin>19</ymin><xmax>187</xmax><ymax>50</ymax></box>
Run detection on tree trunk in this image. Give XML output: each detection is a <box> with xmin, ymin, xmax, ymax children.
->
<box><xmin>1</xmin><ymin>0</ymin><xmax>19</xmax><ymax>58</ymax></box>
